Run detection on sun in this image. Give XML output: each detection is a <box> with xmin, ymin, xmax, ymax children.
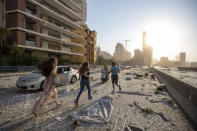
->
<box><xmin>146</xmin><ymin>22</ymin><xmax>181</xmax><ymax>59</ymax></box>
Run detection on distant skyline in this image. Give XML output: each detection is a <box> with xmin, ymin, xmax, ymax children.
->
<box><xmin>86</xmin><ymin>0</ymin><xmax>197</xmax><ymax>62</ymax></box>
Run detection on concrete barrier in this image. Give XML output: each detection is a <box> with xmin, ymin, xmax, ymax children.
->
<box><xmin>178</xmin><ymin>67</ymin><xmax>197</xmax><ymax>72</ymax></box>
<box><xmin>152</xmin><ymin>68</ymin><xmax>197</xmax><ymax>129</ymax></box>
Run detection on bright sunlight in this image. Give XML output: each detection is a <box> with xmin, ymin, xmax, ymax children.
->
<box><xmin>146</xmin><ymin>21</ymin><xmax>181</xmax><ymax>59</ymax></box>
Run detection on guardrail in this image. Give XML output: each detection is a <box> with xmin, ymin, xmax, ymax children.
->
<box><xmin>0</xmin><ymin>66</ymin><xmax>36</xmax><ymax>73</ymax></box>
<box><xmin>151</xmin><ymin>68</ymin><xmax>197</xmax><ymax>129</ymax></box>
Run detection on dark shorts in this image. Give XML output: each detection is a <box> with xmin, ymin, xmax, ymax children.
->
<box><xmin>111</xmin><ymin>75</ymin><xmax>118</xmax><ymax>84</ymax></box>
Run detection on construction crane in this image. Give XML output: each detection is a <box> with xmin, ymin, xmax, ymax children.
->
<box><xmin>123</xmin><ymin>40</ymin><xmax>131</xmax><ymax>51</ymax></box>
<box><xmin>114</xmin><ymin>40</ymin><xmax>133</xmax><ymax>51</ymax></box>
<box><xmin>114</xmin><ymin>40</ymin><xmax>135</xmax><ymax>59</ymax></box>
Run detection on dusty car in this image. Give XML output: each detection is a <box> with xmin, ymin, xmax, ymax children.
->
<box><xmin>16</xmin><ymin>66</ymin><xmax>79</xmax><ymax>91</ymax></box>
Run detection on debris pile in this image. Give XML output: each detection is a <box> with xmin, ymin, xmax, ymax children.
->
<box><xmin>126</xmin><ymin>77</ymin><xmax>132</xmax><ymax>80</ymax></box>
<box><xmin>156</xmin><ymin>84</ymin><xmax>166</xmax><ymax>91</ymax></box>
<box><xmin>144</xmin><ymin>72</ymin><xmax>149</xmax><ymax>77</ymax></box>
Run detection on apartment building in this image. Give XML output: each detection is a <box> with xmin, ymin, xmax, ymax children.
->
<box><xmin>0</xmin><ymin>0</ymin><xmax>6</xmax><ymax>27</ymax></box>
<box><xmin>5</xmin><ymin>0</ymin><xmax>87</xmax><ymax>57</ymax></box>
<box><xmin>113</xmin><ymin>43</ymin><xmax>131</xmax><ymax>62</ymax></box>
<box><xmin>71</xmin><ymin>24</ymin><xmax>88</xmax><ymax>63</ymax></box>
<box><xmin>85</xmin><ymin>27</ymin><xmax>97</xmax><ymax>65</ymax></box>
<box><xmin>71</xmin><ymin>25</ymin><xmax>97</xmax><ymax>64</ymax></box>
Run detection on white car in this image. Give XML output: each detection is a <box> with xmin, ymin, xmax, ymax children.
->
<box><xmin>16</xmin><ymin>66</ymin><xmax>79</xmax><ymax>91</ymax></box>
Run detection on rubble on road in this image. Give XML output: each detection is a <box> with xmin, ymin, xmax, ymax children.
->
<box><xmin>136</xmin><ymin>74</ymin><xmax>143</xmax><ymax>78</ymax></box>
<box><xmin>144</xmin><ymin>72</ymin><xmax>149</xmax><ymax>77</ymax></box>
<box><xmin>156</xmin><ymin>84</ymin><xmax>166</xmax><ymax>91</ymax></box>
<box><xmin>150</xmin><ymin>74</ymin><xmax>156</xmax><ymax>80</ymax></box>
<box><xmin>132</xmin><ymin>102</ymin><xmax>170</xmax><ymax>122</ymax></box>
<box><xmin>149</xmin><ymin>98</ymin><xmax>176</xmax><ymax>108</ymax></box>
<box><xmin>126</xmin><ymin>77</ymin><xmax>132</xmax><ymax>80</ymax></box>
<box><xmin>0</xmin><ymin>68</ymin><xmax>194</xmax><ymax>131</ymax></box>
<box><xmin>125</xmin><ymin>72</ymin><xmax>132</xmax><ymax>75</ymax></box>
<box><xmin>73</xmin><ymin>120</ymin><xmax>80</xmax><ymax>129</ymax></box>
<box><xmin>125</xmin><ymin>125</ymin><xmax>143</xmax><ymax>131</ymax></box>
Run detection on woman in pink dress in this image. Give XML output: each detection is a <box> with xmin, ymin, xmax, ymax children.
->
<box><xmin>32</xmin><ymin>57</ymin><xmax>61</xmax><ymax>117</ymax></box>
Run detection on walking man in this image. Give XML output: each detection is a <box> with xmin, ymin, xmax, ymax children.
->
<box><xmin>75</xmin><ymin>62</ymin><xmax>93</xmax><ymax>106</ymax></box>
<box><xmin>108</xmin><ymin>62</ymin><xmax>122</xmax><ymax>93</ymax></box>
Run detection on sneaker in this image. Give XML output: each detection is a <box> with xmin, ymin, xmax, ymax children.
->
<box><xmin>74</xmin><ymin>100</ymin><xmax>79</xmax><ymax>106</ymax></box>
<box><xmin>88</xmin><ymin>96</ymin><xmax>93</xmax><ymax>100</ymax></box>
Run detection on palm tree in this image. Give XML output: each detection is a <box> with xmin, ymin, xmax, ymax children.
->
<box><xmin>0</xmin><ymin>27</ymin><xmax>10</xmax><ymax>55</ymax></box>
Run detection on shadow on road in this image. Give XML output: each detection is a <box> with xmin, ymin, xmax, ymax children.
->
<box><xmin>117</xmin><ymin>91</ymin><xmax>152</xmax><ymax>96</ymax></box>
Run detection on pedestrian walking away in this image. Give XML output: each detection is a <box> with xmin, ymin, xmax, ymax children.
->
<box><xmin>101</xmin><ymin>65</ymin><xmax>109</xmax><ymax>83</ymax></box>
<box><xmin>108</xmin><ymin>62</ymin><xmax>122</xmax><ymax>94</ymax></box>
<box><xmin>32</xmin><ymin>57</ymin><xmax>61</xmax><ymax>117</ymax></box>
<box><xmin>75</xmin><ymin>62</ymin><xmax>93</xmax><ymax>106</ymax></box>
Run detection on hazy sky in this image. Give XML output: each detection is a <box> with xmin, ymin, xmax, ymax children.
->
<box><xmin>86</xmin><ymin>0</ymin><xmax>197</xmax><ymax>62</ymax></box>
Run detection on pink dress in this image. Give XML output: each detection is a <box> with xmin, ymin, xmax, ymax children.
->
<box><xmin>32</xmin><ymin>76</ymin><xmax>60</xmax><ymax>113</ymax></box>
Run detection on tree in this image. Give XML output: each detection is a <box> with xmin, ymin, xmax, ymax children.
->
<box><xmin>0</xmin><ymin>27</ymin><xmax>10</xmax><ymax>55</ymax></box>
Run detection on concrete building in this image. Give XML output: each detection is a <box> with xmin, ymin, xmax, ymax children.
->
<box><xmin>71</xmin><ymin>24</ymin><xmax>88</xmax><ymax>63</ymax></box>
<box><xmin>85</xmin><ymin>27</ymin><xmax>97</xmax><ymax>65</ymax></box>
<box><xmin>0</xmin><ymin>0</ymin><xmax>6</xmax><ymax>27</ymax></box>
<box><xmin>113</xmin><ymin>43</ymin><xmax>131</xmax><ymax>62</ymax></box>
<box><xmin>71</xmin><ymin>24</ymin><xmax>97</xmax><ymax>64</ymax></box>
<box><xmin>131</xmin><ymin>49</ymin><xmax>144</xmax><ymax>65</ymax></box>
<box><xmin>180</xmin><ymin>52</ymin><xmax>186</xmax><ymax>66</ymax></box>
<box><xmin>5</xmin><ymin>0</ymin><xmax>87</xmax><ymax>57</ymax></box>
<box><xmin>156</xmin><ymin>56</ymin><xmax>180</xmax><ymax>67</ymax></box>
<box><xmin>190</xmin><ymin>62</ymin><xmax>197</xmax><ymax>67</ymax></box>
<box><xmin>142</xmin><ymin>31</ymin><xmax>153</xmax><ymax>66</ymax></box>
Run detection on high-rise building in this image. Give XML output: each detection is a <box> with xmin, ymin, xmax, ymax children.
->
<box><xmin>142</xmin><ymin>31</ymin><xmax>153</xmax><ymax>66</ymax></box>
<box><xmin>131</xmin><ymin>49</ymin><xmax>144</xmax><ymax>65</ymax></box>
<box><xmin>142</xmin><ymin>31</ymin><xmax>147</xmax><ymax>52</ymax></box>
<box><xmin>113</xmin><ymin>43</ymin><xmax>131</xmax><ymax>62</ymax></box>
<box><xmin>5</xmin><ymin>0</ymin><xmax>87</xmax><ymax>57</ymax></box>
<box><xmin>180</xmin><ymin>52</ymin><xmax>186</xmax><ymax>66</ymax></box>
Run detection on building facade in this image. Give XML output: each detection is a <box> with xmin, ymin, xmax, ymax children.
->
<box><xmin>71</xmin><ymin>24</ymin><xmax>87</xmax><ymax>63</ymax></box>
<box><xmin>180</xmin><ymin>52</ymin><xmax>186</xmax><ymax>66</ymax></box>
<box><xmin>0</xmin><ymin>0</ymin><xmax>6</xmax><ymax>27</ymax></box>
<box><xmin>5</xmin><ymin>0</ymin><xmax>87</xmax><ymax>57</ymax></box>
<box><xmin>72</xmin><ymin>25</ymin><xmax>97</xmax><ymax>64</ymax></box>
<box><xmin>131</xmin><ymin>49</ymin><xmax>144</xmax><ymax>65</ymax></box>
<box><xmin>85</xmin><ymin>27</ymin><xmax>97</xmax><ymax>65</ymax></box>
<box><xmin>113</xmin><ymin>43</ymin><xmax>131</xmax><ymax>62</ymax></box>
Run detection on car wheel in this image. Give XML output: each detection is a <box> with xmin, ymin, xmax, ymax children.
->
<box><xmin>40</xmin><ymin>81</ymin><xmax>44</xmax><ymax>91</ymax></box>
<box><xmin>71</xmin><ymin>76</ymin><xmax>77</xmax><ymax>84</ymax></box>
